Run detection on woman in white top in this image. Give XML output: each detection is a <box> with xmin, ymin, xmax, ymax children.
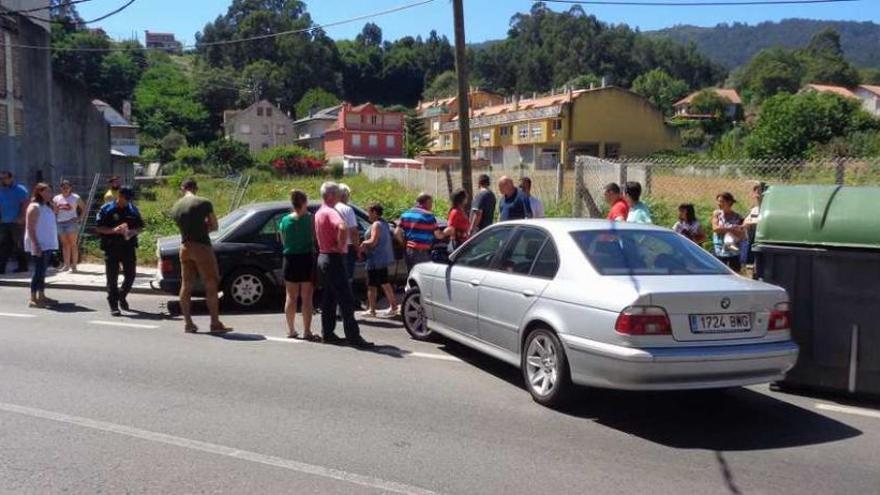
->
<box><xmin>24</xmin><ymin>183</ymin><xmax>59</xmax><ymax>307</ymax></box>
<box><xmin>53</xmin><ymin>180</ymin><xmax>84</xmax><ymax>272</ymax></box>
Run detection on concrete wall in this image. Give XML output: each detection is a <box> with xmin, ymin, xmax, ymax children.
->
<box><xmin>571</xmin><ymin>88</ymin><xmax>680</xmax><ymax>157</ymax></box>
<box><xmin>0</xmin><ymin>15</ymin><xmax>109</xmax><ymax>186</ymax></box>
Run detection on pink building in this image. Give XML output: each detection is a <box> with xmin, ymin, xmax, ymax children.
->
<box><xmin>323</xmin><ymin>103</ymin><xmax>404</xmax><ymax>170</ymax></box>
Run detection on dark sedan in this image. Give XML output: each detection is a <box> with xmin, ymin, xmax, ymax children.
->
<box><xmin>153</xmin><ymin>201</ymin><xmax>417</xmax><ymax>309</ymax></box>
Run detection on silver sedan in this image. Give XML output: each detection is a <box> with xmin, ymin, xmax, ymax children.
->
<box><xmin>401</xmin><ymin>219</ymin><xmax>799</xmax><ymax>407</ymax></box>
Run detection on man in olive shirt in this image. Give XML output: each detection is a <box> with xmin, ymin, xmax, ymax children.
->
<box><xmin>170</xmin><ymin>178</ymin><xmax>231</xmax><ymax>334</ymax></box>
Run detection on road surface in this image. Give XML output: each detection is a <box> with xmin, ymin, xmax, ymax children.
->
<box><xmin>0</xmin><ymin>287</ymin><xmax>878</xmax><ymax>494</ymax></box>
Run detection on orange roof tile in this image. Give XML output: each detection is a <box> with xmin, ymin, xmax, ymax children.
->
<box><xmin>675</xmin><ymin>88</ymin><xmax>742</xmax><ymax>106</ymax></box>
<box><xmin>802</xmin><ymin>84</ymin><xmax>857</xmax><ymax>99</ymax></box>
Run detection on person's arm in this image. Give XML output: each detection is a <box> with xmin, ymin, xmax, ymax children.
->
<box><xmin>26</xmin><ymin>204</ymin><xmax>40</xmax><ymax>255</ymax></box>
<box><xmin>711</xmin><ymin>212</ymin><xmax>727</xmax><ymax>235</ymax></box>
<box><xmin>94</xmin><ymin>207</ymin><xmax>127</xmax><ymax>236</ymax></box>
<box><xmin>360</xmin><ymin>222</ymin><xmax>380</xmax><ymax>250</ymax></box>
<box><xmin>16</xmin><ymin>194</ymin><xmax>27</xmax><ymax>224</ymax></box>
<box><xmin>349</xmin><ymin>225</ymin><xmax>360</xmax><ymax>249</ymax></box>
<box><xmin>693</xmin><ymin>224</ymin><xmax>708</xmax><ymax>245</ymax></box>
<box><xmin>523</xmin><ymin>194</ymin><xmax>533</xmax><ymax>219</ymax></box>
<box><xmin>336</xmin><ymin>220</ymin><xmax>348</xmax><ymax>251</ymax></box>
<box><xmin>127</xmin><ymin>208</ymin><xmax>145</xmax><ymax>237</ymax></box>
<box><xmin>75</xmin><ymin>196</ymin><xmax>86</xmax><ymax>223</ymax></box>
<box><xmin>206</xmin><ymin>212</ymin><xmax>219</xmax><ymax>233</ymax></box>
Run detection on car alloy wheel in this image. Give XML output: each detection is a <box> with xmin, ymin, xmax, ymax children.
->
<box><xmin>522</xmin><ymin>328</ymin><xmax>572</xmax><ymax>407</ymax></box>
<box><xmin>230</xmin><ymin>272</ymin><xmax>265</xmax><ymax>307</ymax></box>
<box><xmin>402</xmin><ymin>288</ymin><xmax>433</xmax><ymax>341</ymax></box>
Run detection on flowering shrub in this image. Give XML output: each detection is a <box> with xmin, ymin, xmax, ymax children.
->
<box><xmin>256</xmin><ymin>145</ymin><xmax>326</xmax><ymax>175</ymax></box>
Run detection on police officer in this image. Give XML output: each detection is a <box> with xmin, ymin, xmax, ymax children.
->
<box><xmin>95</xmin><ymin>186</ymin><xmax>144</xmax><ymax>316</ymax></box>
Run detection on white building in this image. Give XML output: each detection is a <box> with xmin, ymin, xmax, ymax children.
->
<box><xmin>855</xmin><ymin>85</ymin><xmax>880</xmax><ymax>117</ymax></box>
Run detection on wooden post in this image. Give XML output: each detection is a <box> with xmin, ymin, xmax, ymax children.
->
<box><xmin>452</xmin><ymin>0</ymin><xmax>473</xmax><ymax>198</ymax></box>
<box><xmin>573</xmin><ymin>160</ymin><xmax>584</xmax><ymax>217</ymax></box>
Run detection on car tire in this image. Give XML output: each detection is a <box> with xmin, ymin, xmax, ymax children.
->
<box><xmin>402</xmin><ymin>287</ymin><xmax>433</xmax><ymax>341</ymax></box>
<box><xmin>223</xmin><ymin>267</ymin><xmax>272</xmax><ymax>310</ymax></box>
<box><xmin>522</xmin><ymin>327</ymin><xmax>573</xmax><ymax>408</ymax></box>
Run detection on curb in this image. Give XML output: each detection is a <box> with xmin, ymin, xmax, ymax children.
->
<box><xmin>0</xmin><ymin>279</ymin><xmax>158</xmax><ymax>295</ymax></box>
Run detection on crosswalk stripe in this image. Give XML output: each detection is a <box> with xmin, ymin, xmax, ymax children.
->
<box><xmin>89</xmin><ymin>320</ymin><xmax>160</xmax><ymax>329</ymax></box>
<box><xmin>0</xmin><ymin>312</ymin><xmax>36</xmax><ymax>318</ymax></box>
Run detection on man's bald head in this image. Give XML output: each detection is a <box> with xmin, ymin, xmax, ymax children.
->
<box><xmin>498</xmin><ymin>176</ymin><xmax>515</xmax><ymax>197</ymax></box>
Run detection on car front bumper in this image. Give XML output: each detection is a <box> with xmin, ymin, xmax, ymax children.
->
<box><xmin>559</xmin><ymin>334</ymin><xmax>799</xmax><ymax>391</ymax></box>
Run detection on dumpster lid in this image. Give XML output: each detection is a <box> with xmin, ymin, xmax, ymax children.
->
<box><xmin>756</xmin><ymin>185</ymin><xmax>880</xmax><ymax>250</ymax></box>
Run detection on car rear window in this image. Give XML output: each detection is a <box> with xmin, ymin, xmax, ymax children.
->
<box><xmin>212</xmin><ymin>209</ymin><xmax>249</xmax><ymax>240</ymax></box>
<box><xmin>571</xmin><ymin>230</ymin><xmax>729</xmax><ymax>276</ymax></box>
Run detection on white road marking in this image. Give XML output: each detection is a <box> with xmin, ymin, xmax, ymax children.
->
<box><xmin>407</xmin><ymin>352</ymin><xmax>462</xmax><ymax>363</ymax></box>
<box><xmin>264</xmin><ymin>336</ymin><xmax>304</xmax><ymax>344</ymax></box>
<box><xmin>0</xmin><ymin>312</ymin><xmax>36</xmax><ymax>318</ymax></box>
<box><xmin>89</xmin><ymin>320</ymin><xmax>159</xmax><ymax>330</ymax></box>
<box><xmin>816</xmin><ymin>403</ymin><xmax>880</xmax><ymax>419</ymax></box>
<box><xmin>0</xmin><ymin>401</ymin><xmax>438</xmax><ymax>495</ymax></box>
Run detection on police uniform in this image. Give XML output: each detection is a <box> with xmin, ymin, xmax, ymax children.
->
<box><xmin>96</xmin><ymin>199</ymin><xmax>144</xmax><ymax>311</ymax></box>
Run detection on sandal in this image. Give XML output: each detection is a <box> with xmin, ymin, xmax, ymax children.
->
<box><xmin>287</xmin><ymin>332</ymin><xmax>300</xmax><ymax>339</ymax></box>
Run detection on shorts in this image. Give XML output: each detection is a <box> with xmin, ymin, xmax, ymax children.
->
<box><xmin>718</xmin><ymin>256</ymin><xmax>742</xmax><ymax>273</ymax></box>
<box><xmin>283</xmin><ymin>253</ymin><xmax>314</xmax><ymax>283</ymax></box>
<box><xmin>180</xmin><ymin>241</ymin><xmax>220</xmax><ymax>289</ymax></box>
<box><xmin>367</xmin><ymin>267</ymin><xmax>389</xmax><ymax>288</ymax></box>
<box><xmin>57</xmin><ymin>221</ymin><xmax>80</xmax><ymax>235</ymax></box>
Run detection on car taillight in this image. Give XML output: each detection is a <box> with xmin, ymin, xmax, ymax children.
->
<box><xmin>768</xmin><ymin>302</ymin><xmax>791</xmax><ymax>331</ymax></box>
<box><xmin>615</xmin><ymin>306</ymin><xmax>672</xmax><ymax>335</ymax></box>
<box><xmin>160</xmin><ymin>258</ymin><xmax>173</xmax><ymax>274</ymax></box>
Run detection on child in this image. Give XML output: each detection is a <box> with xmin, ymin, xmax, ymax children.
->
<box><xmin>358</xmin><ymin>203</ymin><xmax>399</xmax><ymax>318</ymax></box>
<box><xmin>673</xmin><ymin>203</ymin><xmax>707</xmax><ymax>245</ymax></box>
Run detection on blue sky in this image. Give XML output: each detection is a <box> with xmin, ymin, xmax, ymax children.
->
<box><xmin>77</xmin><ymin>0</ymin><xmax>879</xmax><ymax>46</ymax></box>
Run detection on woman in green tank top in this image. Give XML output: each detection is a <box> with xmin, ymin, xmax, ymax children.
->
<box><xmin>279</xmin><ymin>190</ymin><xmax>318</xmax><ymax>341</ymax></box>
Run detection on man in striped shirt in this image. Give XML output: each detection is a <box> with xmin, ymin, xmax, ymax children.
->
<box><xmin>396</xmin><ymin>192</ymin><xmax>444</xmax><ymax>273</ymax></box>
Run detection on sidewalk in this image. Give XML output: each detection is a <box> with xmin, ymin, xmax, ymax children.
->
<box><xmin>0</xmin><ymin>262</ymin><xmax>157</xmax><ymax>294</ymax></box>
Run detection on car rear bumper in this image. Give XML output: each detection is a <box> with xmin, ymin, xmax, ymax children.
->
<box><xmin>559</xmin><ymin>334</ymin><xmax>799</xmax><ymax>391</ymax></box>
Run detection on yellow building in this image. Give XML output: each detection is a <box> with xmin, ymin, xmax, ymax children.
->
<box><xmin>416</xmin><ymin>90</ymin><xmax>504</xmax><ymax>147</ymax></box>
<box><xmin>430</xmin><ymin>86</ymin><xmax>679</xmax><ymax>169</ymax></box>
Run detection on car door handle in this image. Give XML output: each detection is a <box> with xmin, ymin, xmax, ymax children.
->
<box><xmin>469</xmin><ymin>279</ymin><xmax>481</xmax><ymax>287</ymax></box>
<box><xmin>521</xmin><ymin>289</ymin><xmax>536</xmax><ymax>297</ymax></box>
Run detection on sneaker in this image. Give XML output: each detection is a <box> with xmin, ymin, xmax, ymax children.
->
<box><xmin>356</xmin><ymin>310</ymin><xmax>377</xmax><ymax>319</ymax></box>
<box><xmin>378</xmin><ymin>308</ymin><xmax>399</xmax><ymax>319</ymax></box>
<box><xmin>110</xmin><ymin>309</ymin><xmax>122</xmax><ymax>317</ymax></box>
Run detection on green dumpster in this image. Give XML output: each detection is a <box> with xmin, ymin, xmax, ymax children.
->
<box><xmin>754</xmin><ymin>185</ymin><xmax>880</xmax><ymax>397</ymax></box>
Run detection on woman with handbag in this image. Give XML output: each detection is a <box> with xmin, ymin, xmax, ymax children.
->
<box><xmin>53</xmin><ymin>180</ymin><xmax>84</xmax><ymax>272</ymax></box>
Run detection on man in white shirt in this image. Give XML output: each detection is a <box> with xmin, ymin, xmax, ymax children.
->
<box><xmin>335</xmin><ymin>183</ymin><xmax>360</xmax><ymax>282</ymax></box>
<box><xmin>520</xmin><ymin>177</ymin><xmax>545</xmax><ymax>219</ymax></box>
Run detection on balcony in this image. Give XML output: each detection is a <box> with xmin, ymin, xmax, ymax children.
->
<box><xmin>342</xmin><ymin>122</ymin><xmax>402</xmax><ymax>132</ymax></box>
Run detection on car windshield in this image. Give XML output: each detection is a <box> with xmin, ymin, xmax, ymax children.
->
<box><xmin>211</xmin><ymin>209</ymin><xmax>249</xmax><ymax>240</ymax></box>
<box><xmin>571</xmin><ymin>229</ymin><xmax>730</xmax><ymax>276</ymax></box>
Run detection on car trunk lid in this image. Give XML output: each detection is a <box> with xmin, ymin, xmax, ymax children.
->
<box><xmin>628</xmin><ymin>275</ymin><xmax>784</xmax><ymax>342</ymax></box>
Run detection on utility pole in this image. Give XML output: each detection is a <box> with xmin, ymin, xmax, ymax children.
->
<box><xmin>452</xmin><ymin>0</ymin><xmax>473</xmax><ymax>198</ymax></box>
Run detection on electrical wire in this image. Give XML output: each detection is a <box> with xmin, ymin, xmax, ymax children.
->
<box><xmin>0</xmin><ymin>0</ymin><xmax>95</xmax><ymax>15</ymax></box>
<box><xmin>9</xmin><ymin>0</ymin><xmax>137</xmax><ymax>25</ymax></box>
<box><xmin>2</xmin><ymin>0</ymin><xmax>436</xmax><ymax>52</ymax></box>
<box><xmin>541</xmin><ymin>0</ymin><xmax>857</xmax><ymax>5</ymax></box>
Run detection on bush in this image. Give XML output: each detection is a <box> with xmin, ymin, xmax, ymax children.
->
<box><xmin>681</xmin><ymin>128</ymin><xmax>707</xmax><ymax>149</ymax></box>
<box><xmin>205</xmin><ymin>139</ymin><xmax>253</xmax><ymax>173</ymax></box>
<box><xmin>255</xmin><ymin>145</ymin><xmax>326</xmax><ymax>176</ymax></box>
<box><xmin>160</xmin><ymin>130</ymin><xmax>188</xmax><ymax>163</ymax></box>
<box><xmin>167</xmin><ymin>166</ymin><xmax>196</xmax><ymax>189</ymax></box>
<box><xmin>329</xmin><ymin>160</ymin><xmax>344</xmax><ymax>179</ymax></box>
<box><xmin>174</xmin><ymin>146</ymin><xmax>207</xmax><ymax>169</ymax></box>
<box><xmin>140</xmin><ymin>147</ymin><xmax>160</xmax><ymax>163</ymax></box>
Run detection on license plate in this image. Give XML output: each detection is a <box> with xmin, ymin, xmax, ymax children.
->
<box><xmin>689</xmin><ymin>313</ymin><xmax>752</xmax><ymax>333</ymax></box>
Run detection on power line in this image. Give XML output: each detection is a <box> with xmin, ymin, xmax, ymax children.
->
<box><xmin>541</xmin><ymin>0</ymin><xmax>857</xmax><ymax>5</ymax></box>
<box><xmin>3</xmin><ymin>0</ymin><xmax>435</xmax><ymax>52</ymax></box>
<box><xmin>10</xmin><ymin>0</ymin><xmax>137</xmax><ymax>25</ymax></box>
<box><xmin>84</xmin><ymin>0</ymin><xmax>136</xmax><ymax>24</ymax></box>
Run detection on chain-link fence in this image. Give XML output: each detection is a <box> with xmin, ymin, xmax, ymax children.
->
<box><xmin>360</xmin><ymin>156</ymin><xmax>880</xmax><ymax>225</ymax></box>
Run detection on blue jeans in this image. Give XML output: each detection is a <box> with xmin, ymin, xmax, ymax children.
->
<box><xmin>30</xmin><ymin>251</ymin><xmax>54</xmax><ymax>293</ymax></box>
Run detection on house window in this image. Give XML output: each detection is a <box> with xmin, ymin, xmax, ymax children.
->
<box><xmin>371</xmin><ymin>115</ymin><xmax>379</xmax><ymax>125</ymax></box>
<box><xmin>472</xmin><ymin>132</ymin><xmax>480</xmax><ymax>146</ymax></box>
<box><xmin>276</xmin><ymin>125</ymin><xmax>286</xmax><ymax>135</ymax></box>
<box><xmin>386</xmin><ymin>135</ymin><xmax>395</xmax><ymax>148</ymax></box>
<box><xmin>432</xmin><ymin>121</ymin><xmax>440</xmax><ymax>132</ymax></box>
<box><xmin>369</xmin><ymin>134</ymin><xmax>378</xmax><ymax>148</ymax></box>
<box><xmin>266</xmin><ymin>107</ymin><xmax>273</xmax><ymax>117</ymax></box>
<box><xmin>604</xmin><ymin>142</ymin><xmax>621</xmax><ymax>159</ymax></box>
<box><xmin>500</xmin><ymin>126</ymin><xmax>511</xmax><ymax>137</ymax></box>
<box><xmin>482</xmin><ymin>131</ymin><xmax>491</xmax><ymax>141</ymax></box>
<box><xmin>262</xmin><ymin>124</ymin><xmax>270</xmax><ymax>135</ymax></box>
<box><xmin>518</xmin><ymin>125</ymin><xmax>529</xmax><ymax>140</ymax></box>
<box><xmin>352</xmin><ymin>134</ymin><xmax>362</xmax><ymax>146</ymax></box>
<box><xmin>443</xmin><ymin>134</ymin><xmax>451</xmax><ymax>147</ymax></box>
<box><xmin>552</xmin><ymin>119</ymin><xmax>563</xmax><ymax>131</ymax></box>
<box><xmin>240</xmin><ymin>124</ymin><xmax>251</xmax><ymax>134</ymax></box>
<box><xmin>257</xmin><ymin>107</ymin><xmax>264</xmax><ymax>117</ymax></box>
<box><xmin>531</xmin><ymin>124</ymin><xmax>542</xmax><ymax>139</ymax></box>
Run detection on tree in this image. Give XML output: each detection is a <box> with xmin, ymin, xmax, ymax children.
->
<box><xmin>735</xmin><ymin>48</ymin><xmax>804</xmax><ymax>103</ymax></box>
<box><xmin>631</xmin><ymin>69</ymin><xmax>689</xmax><ymax>116</ymax></box>
<box><xmin>799</xmin><ymin>29</ymin><xmax>860</xmax><ymax>88</ymax></box>
<box><xmin>422</xmin><ymin>71</ymin><xmax>458</xmax><ymax>100</ymax></box>
<box><xmin>205</xmin><ymin>139</ymin><xmax>254</xmax><ymax>173</ymax></box>
<box><xmin>744</xmin><ymin>92</ymin><xmax>879</xmax><ymax>159</ymax></box>
<box><xmin>860</xmin><ymin>68</ymin><xmax>880</xmax><ymax>86</ymax></box>
<box><xmin>174</xmin><ymin>146</ymin><xmax>208</xmax><ymax>169</ymax></box>
<box><xmin>133</xmin><ymin>54</ymin><xmax>211</xmax><ymax>142</ymax></box>
<box><xmin>294</xmin><ymin>88</ymin><xmax>341</xmax><ymax>120</ymax></box>
<box><xmin>404</xmin><ymin>112</ymin><xmax>430</xmax><ymax>158</ymax></box>
<box><xmin>160</xmin><ymin>130</ymin><xmax>188</xmax><ymax>163</ymax></box>
<box><xmin>567</xmin><ymin>74</ymin><xmax>602</xmax><ymax>90</ymax></box>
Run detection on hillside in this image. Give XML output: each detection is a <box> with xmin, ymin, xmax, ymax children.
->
<box><xmin>652</xmin><ymin>19</ymin><xmax>880</xmax><ymax>69</ymax></box>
